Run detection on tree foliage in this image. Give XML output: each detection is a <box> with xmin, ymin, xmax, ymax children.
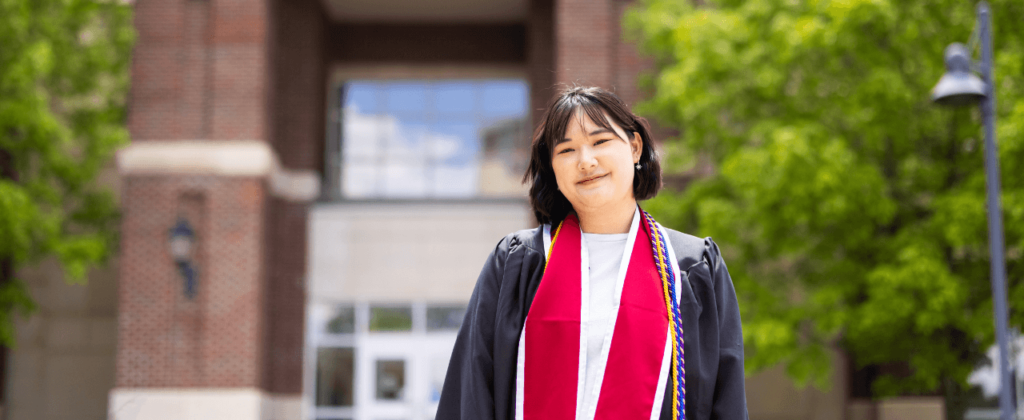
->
<box><xmin>0</xmin><ymin>0</ymin><xmax>133</xmax><ymax>346</ymax></box>
<box><xmin>628</xmin><ymin>0</ymin><xmax>1024</xmax><ymax>396</ymax></box>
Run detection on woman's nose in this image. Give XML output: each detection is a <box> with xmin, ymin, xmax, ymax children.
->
<box><xmin>577</xmin><ymin>145</ymin><xmax>597</xmax><ymax>170</ymax></box>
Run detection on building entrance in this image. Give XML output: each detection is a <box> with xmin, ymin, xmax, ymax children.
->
<box><xmin>356</xmin><ymin>332</ymin><xmax>457</xmax><ymax>420</ymax></box>
<box><xmin>307</xmin><ymin>302</ymin><xmax>465</xmax><ymax>420</ymax></box>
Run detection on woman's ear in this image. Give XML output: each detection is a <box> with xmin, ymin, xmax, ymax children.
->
<box><xmin>631</xmin><ymin>131</ymin><xmax>643</xmax><ymax>163</ymax></box>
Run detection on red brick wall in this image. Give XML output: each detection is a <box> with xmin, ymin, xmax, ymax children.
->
<box><xmin>129</xmin><ymin>0</ymin><xmax>268</xmax><ymax>141</ymax></box>
<box><xmin>611</xmin><ymin>0</ymin><xmax>651</xmax><ymax>108</ymax></box>
<box><xmin>550</xmin><ymin>0</ymin><xmax>654</xmax><ymax>108</ymax></box>
<box><xmin>261</xmin><ymin>199</ymin><xmax>308</xmax><ymax>394</ymax></box>
<box><xmin>210</xmin><ymin>0</ymin><xmax>268</xmax><ymax>140</ymax></box>
<box><xmin>555</xmin><ymin>0</ymin><xmax>614</xmax><ymax>87</ymax></box>
<box><xmin>116</xmin><ymin>176</ymin><xmax>266</xmax><ymax>388</ymax></box>
<box><xmin>121</xmin><ymin>0</ymin><xmax>272</xmax><ymax>389</ymax></box>
<box><xmin>262</xmin><ymin>0</ymin><xmax>327</xmax><ymax>395</ymax></box>
<box><xmin>181</xmin><ymin>0</ymin><xmax>212</xmax><ymax>139</ymax></box>
<box><xmin>528</xmin><ymin>0</ymin><xmax>556</xmax><ymax>126</ymax></box>
<box><xmin>326</xmin><ymin>23</ymin><xmax>526</xmax><ymax>64</ymax></box>
<box><xmin>130</xmin><ymin>0</ymin><xmax>186</xmax><ymax>140</ymax></box>
<box><xmin>269</xmin><ymin>0</ymin><xmax>326</xmax><ymax>172</ymax></box>
<box><xmin>551</xmin><ymin>0</ymin><xmax>669</xmax><ymax>135</ymax></box>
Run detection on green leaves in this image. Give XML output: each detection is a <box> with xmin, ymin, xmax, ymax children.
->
<box><xmin>0</xmin><ymin>278</ymin><xmax>36</xmax><ymax>348</ymax></box>
<box><xmin>0</xmin><ymin>0</ymin><xmax>133</xmax><ymax>346</ymax></box>
<box><xmin>630</xmin><ymin>0</ymin><xmax>1024</xmax><ymax>396</ymax></box>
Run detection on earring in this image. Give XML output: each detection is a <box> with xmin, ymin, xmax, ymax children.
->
<box><xmin>635</xmin><ymin>163</ymin><xmax>642</xmax><ymax>170</ymax></box>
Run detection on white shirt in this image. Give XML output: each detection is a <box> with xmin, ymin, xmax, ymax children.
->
<box><xmin>581</xmin><ymin>232</ymin><xmax>629</xmax><ymax>411</ymax></box>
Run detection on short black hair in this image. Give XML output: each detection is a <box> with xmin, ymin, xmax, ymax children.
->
<box><xmin>523</xmin><ymin>86</ymin><xmax>662</xmax><ymax>225</ymax></box>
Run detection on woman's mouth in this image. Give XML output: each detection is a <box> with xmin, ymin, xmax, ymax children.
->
<box><xmin>577</xmin><ymin>174</ymin><xmax>608</xmax><ymax>185</ymax></box>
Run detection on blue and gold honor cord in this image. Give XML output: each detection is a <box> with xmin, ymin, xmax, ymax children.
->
<box><xmin>642</xmin><ymin>210</ymin><xmax>686</xmax><ymax>420</ymax></box>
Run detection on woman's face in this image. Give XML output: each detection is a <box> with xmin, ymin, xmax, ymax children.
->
<box><xmin>551</xmin><ymin>111</ymin><xmax>642</xmax><ymax>215</ymax></box>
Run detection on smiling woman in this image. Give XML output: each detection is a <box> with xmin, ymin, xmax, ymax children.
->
<box><xmin>534</xmin><ymin>87</ymin><xmax>661</xmax><ymax>234</ymax></box>
<box><xmin>437</xmin><ymin>86</ymin><xmax>749</xmax><ymax>420</ymax></box>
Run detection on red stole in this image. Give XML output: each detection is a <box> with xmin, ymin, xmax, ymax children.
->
<box><xmin>520</xmin><ymin>213</ymin><xmax>670</xmax><ymax>420</ymax></box>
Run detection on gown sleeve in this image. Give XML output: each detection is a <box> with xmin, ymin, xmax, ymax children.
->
<box><xmin>435</xmin><ymin>235</ymin><xmax>511</xmax><ymax>420</ymax></box>
<box><xmin>706</xmin><ymin>239</ymin><xmax>749</xmax><ymax>420</ymax></box>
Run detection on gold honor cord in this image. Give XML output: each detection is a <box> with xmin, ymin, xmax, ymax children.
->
<box><xmin>545</xmin><ymin>220</ymin><xmax>564</xmax><ymax>267</ymax></box>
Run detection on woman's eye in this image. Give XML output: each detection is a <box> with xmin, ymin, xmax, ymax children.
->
<box><xmin>557</xmin><ymin>148</ymin><xmax>574</xmax><ymax>154</ymax></box>
<box><xmin>594</xmin><ymin>139</ymin><xmax>611</xmax><ymax>146</ymax></box>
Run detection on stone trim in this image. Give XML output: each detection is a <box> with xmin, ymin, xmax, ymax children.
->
<box><xmin>108</xmin><ymin>388</ymin><xmax>301</xmax><ymax>420</ymax></box>
<box><xmin>116</xmin><ymin>140</ymin><xmax>319</xmax><ymax>202</ymax></box>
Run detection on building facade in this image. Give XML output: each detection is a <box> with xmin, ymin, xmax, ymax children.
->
<box><xmin>4</xmin><ymin>0</ymin><xmax>946</xmax><ymax>419</ymax></box>
<box><xmin>111</xmin><ymin>0</ymin><xmax>656</xmax><ymax>418</ymax></box>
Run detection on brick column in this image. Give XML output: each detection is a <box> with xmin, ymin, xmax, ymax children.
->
<box><xmin>264</xmin><ymin>0</ymin><xmax>326</xmax><ymax>397</ymax></box>
<box><xmin>528</xmin><ymin>0</ymin><xmax>556</xmax><ymax>125</ymax></box>
<box><xmin>552</xmin><ymin>0</ymin><xmax>654</xmax><ymax>108</ymax></box>
<box><xmin>116</xmin><ymin>176</ymin><xmax>267</xmax><ymax>389</ymax></box>
<box><xmin>109</xmin><ymin>0</ymin><xmax>291</xmax><ymax>418</ymax></box>
<box><xmin>611</xmin><ymin>0</ymin><xmax>651</xmax><ymax>107</ymax></box>
<box><xmin>555</xmin><ymin>0</ymin><xmax>614</xmax><ymax>87</ymax></box>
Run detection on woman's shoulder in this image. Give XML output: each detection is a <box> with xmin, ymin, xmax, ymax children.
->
<box><xmin>493</xmin><ymin>226</ymin><xmax>545</xmax><ymax>257</ymax></box>
<box><xmin>660</xmin><ymin>226</ymin><xmax>725</xmax><ymax>274</ymax></box>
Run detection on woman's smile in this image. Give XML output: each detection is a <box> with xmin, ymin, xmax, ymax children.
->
<box><xmin>577</xmin><ymin>173</ymin><xmax>609</xmax><ymax>185</ymax></box>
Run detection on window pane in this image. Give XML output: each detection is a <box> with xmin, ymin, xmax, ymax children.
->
<box><xmin>431</xmin><ymin>163</ymin><xmax>477</xmax><ymax>198</ymax></box>
<box><xmin>481</xmin><ymin>80</ymin><xmax>528</xmax><ymax>120</ymax></box>
<box><xmin>343</xmin><ymin>162</ymin><xmax>377</xmax><ymax>199</ymax></box>
<box><xmin>382</xmin><ymin>161</ymin><xmax>428</xmax><ymax>198</ymax></box>
<box><xmin>426</xmin><ymin>305</ymin><xmax>466</xmax><ymax>332</ymax></box>
<box><xmin>369</xmin><ymin>306</ymin><xmax>412</xmax><ymax>332</ymax></box>
<box><xmin>343</xmin><ymin>111</ymin><xmax>384</xmax><ymax>159</ymax></box>
<box><xmin>435</xmin><ymin>82</ymin><xmax>475</xmax><ymax>115</ymax></box>
<box><xmin>376</xmin><ymin>359</ymin><xmax>406</xmax><ymax>401</ymax></box>
<box><xmin>345</xmin><ymin>82</ymin><xmax>381</xmax><ymax>114</ymax></box>
<box><xmin>326</xmin><ymin>306</ymin><xmax>355</xmax><ymax>334</ymax></box>
<box><xmin>389</xmin><ymin>119</ymin><xmax>430</xmax><ymax>160</ymax></box>
<box><xmin>385</xmin><ymin>82</ymin><xmax>427</xmax><ymax>115</ymax></box>
<box><xmin>430</xmin><ymin>121</ymin><xmax>478</xmax><ymax>164</ymax></box>
<box><xmin>430</xmin><ymin>355</ymin><xmax>450</xmax><ymax>402</ymax></box>
<box><xmin>337</xmin><ymin>79</ymin><xmax>529</xmax><ymax>199</ymax></box>
<box><xmin>479</xmin><ymin>117</ymin><xmax>529</xmax><ymax>197</ymax></box>
<box><xmin>316</xmin><ymin>347</ymin><xmax>354</xmax><ymax>407</ymax></box>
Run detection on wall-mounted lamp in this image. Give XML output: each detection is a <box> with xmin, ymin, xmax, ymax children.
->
<box><xmin>169</xmin><ymin>217</ymin><xmax>198</xmax><ymax>299</ymax></box>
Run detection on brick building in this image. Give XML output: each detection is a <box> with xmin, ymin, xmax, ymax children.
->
<box><xmin>112</xmin><ymin>0</ymin><xmax>673</xmax><ymax>417</ymax></box>
<box><xmin>3</xmin><ymin>0</ymin><xmax>949</xmax><ymax>419</ymax></box>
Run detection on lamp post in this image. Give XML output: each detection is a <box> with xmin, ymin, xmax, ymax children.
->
<box><xmin>931</xmin><ymin>2</ymin><xmax>1012</xmax><ymax>419</ymax></box>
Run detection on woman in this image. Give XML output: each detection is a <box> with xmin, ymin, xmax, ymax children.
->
<box><xmin>437</xmin><ymin>86</ymin><xmax>748</xmax><ymax>420</ymax></box>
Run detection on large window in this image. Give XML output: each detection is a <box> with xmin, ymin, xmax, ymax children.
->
<box><xmin>337</xmin><ymin>79</ymin><xmax>530</xmax><ymax>199</ymax></box>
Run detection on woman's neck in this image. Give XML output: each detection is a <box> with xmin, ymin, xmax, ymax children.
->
<box><xmin>575</xmin><ymin>199</ymin><xmax>637</xmax><ymax>234</ymax></box>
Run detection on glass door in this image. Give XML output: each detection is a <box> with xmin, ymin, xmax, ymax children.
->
<box><xmin>357</xmin><ymin>335</ymin><xmax>416</xmax><ymax>420</ymax></box>
<box><xmin>308</xmin><ymin>303</ymin><xmax>464</xmax><ymax>420</ymax></box>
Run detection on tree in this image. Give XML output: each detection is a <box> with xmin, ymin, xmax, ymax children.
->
<box><xmin>0</xmin><ymin>0</ymin><xmax>133</xmax><ymax>346</ymax></box>
<box><xmin>627</xmin><ymin>0</ymin><xmax>1024</xmax><ymax>398</ymax></box>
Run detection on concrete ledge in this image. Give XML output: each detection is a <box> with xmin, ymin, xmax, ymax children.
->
<box><xmin>108</xmin><ymin>388</ymin><xmax>302</xmax><ymax>420</ymax></box>
<box><xmin>847</xmin><ymin>399</ymin><xmax>877</xmax><ymax>420</ymax></box>
<box><xmin>878</xmin><ymin>396</ymin><xmax>945</xmax><ymax>420</ymax></box>
<box><xmin>117</xmin><ymin>141</ymin><xmax>275</xmax><ymax>177</ymax></box>
<box><xmin>116</xmin><ymin>140</ymin><xmax>320</xmax><ymax>202</ymax></box>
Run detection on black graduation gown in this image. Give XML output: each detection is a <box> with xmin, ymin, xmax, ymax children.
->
<box><xmin>437</xmin><ymin>226</ymin><xmax>749</xmax><ymax>420</ymax></box>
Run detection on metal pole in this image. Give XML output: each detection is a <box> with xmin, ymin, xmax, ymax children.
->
<box><xmin>977</xmin><ymin>2</ymin><xmax>1014</xmax><ymax>419</ymax></box>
